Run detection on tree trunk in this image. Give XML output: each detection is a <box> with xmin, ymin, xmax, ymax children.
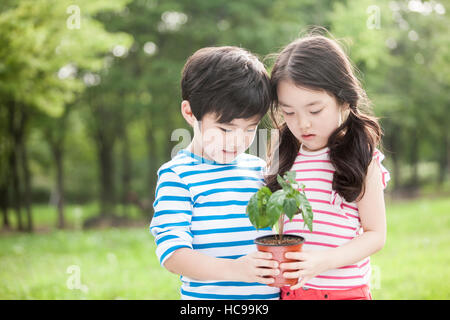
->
<box><xmin>438</xmin><ymin>128</ymin><xmax>449</xmax><ymax>185</ymax></box>
<box><xmin>19</xmin><ymin>111</ymin><xmax>33</xmax><ymax>233</ymax></box>
<box><xmin>0</xmin><ymin>110</ymin><xmax>11</xmax><ymax>229</ymax></box>
<box><xmin>8</xmin><ymin>102</ymin><xmax>23</xmax><ymax>231</ymax></box>
<box><xmin>410</xmin><ymin>129</ymin><xmax>419</xmax><ymax>187</ymax></box>
<box><xmin>44</xmin><ymin>109</ymin><xmax>69</xmax><ymax>229</ymax></box>
<box><xmin>392</xmin><ymin>151</ymin><xmax>400</xmax><ymax>190</ymax></box>
<box><xmin>53</xmin><ymin>145</ymin><xmax>65</xmax><ymax>228</ymax></box>
<box><xmin>98</xmin><ymin>136</ymin><xmax>116</xmax><ymax>216</ymax></box>
<box><xmin>88</xmin><ymin>92</ymin><xmax>118</xmax><ymax>219</ymax></box>
<box><xmin>146</xmin><ymin>114</ymin><xmax>158</xmax><ymax>217</ymax></box>
<box><xmin>385</xmin><ymin>124</ymin><xmax>400</xmax><ymax>190</ymax></box>
<box><xmin>120</xmin><ymin>125</ymin><xmax>131</xmax><ymax>216</ymax></box>
<box><xmin>0</xmin><ymin>183</ymin><xmax>10</xmax><ymax>230</ymax></box>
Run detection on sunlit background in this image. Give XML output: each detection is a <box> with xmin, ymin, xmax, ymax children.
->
<box><xmin>0</xmin><ymin>0</ymin><xmax>449</xmax><ymax>299</ymax></box>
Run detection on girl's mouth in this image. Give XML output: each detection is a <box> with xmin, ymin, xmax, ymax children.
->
<box><xmin>301</xmin><ymin>134</ymin><xmax>315</xmax><ymax>140</ymax></box>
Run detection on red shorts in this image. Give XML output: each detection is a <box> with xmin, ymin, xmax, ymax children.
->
<box><xmin>280</xmin><ymin>285</ymin><xmax>372</xmax><ymax>300</ymax></box>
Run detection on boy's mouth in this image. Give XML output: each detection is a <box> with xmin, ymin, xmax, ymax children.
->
<box><xmin>222</xmin><ymin>149</ymin><xmax>237</xmax><ymax>156</ymax></box>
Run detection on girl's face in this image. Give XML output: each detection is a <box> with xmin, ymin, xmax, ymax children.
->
<box><xmin>277</xmin><ymin>80</ymin><xmax>347</xmax><ymax>152</ymax></box>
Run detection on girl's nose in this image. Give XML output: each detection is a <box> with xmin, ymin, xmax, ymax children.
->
<box><xmin>299</xmin><ymin>117</ymin><xmax>312</xmax><ymax>130</ymax></box>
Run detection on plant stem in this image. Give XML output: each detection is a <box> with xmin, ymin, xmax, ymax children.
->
<box><xmin>278</xmin><ymin>213</ymin><xmax>285</xmax><ymax>242</ymax></box>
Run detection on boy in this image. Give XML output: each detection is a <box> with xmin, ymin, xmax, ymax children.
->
<box><xmin>149</xmin><ymin>46</ymin><xmax>280</xmax><ymax>300</ymax></box>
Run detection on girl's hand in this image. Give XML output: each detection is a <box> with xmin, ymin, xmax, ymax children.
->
<box><xmin>280</xmin><ymin>250</ymin><xmax>330</xmax><ymax>290</ymax></box>
<box><xmin>233</xmin><ymin>251</ymin><xmax>280</xmax><ymax>285</ymax></box>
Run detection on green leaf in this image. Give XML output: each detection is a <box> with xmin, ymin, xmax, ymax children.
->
<box><xmin>246</xmin><ymin>187</ymin><xmax>273</xmax><ymax>229</ymax></box>
<box><xmin>283</xmin><ymin>195</ymin><xmax>298</xmax><ymax>221</ymax></box>
<box><xmin>276</xmin><ymin>174</ymin><xmax>291</xmax><ymax>192</ymax></box>
<box><xmin>268</xmin><ymin>189</ymin><xmax>285</xmax><ymax>209</ymax></box>
<box><xmin>302</xmin><ymin>204</ymin><xmax>314</xmax><ymax>232</ymax></box>
<box><xmin>277</xmin><ymin>175</ymin><xmax>293</xmax><ymax>193</ymax></box>
<box><xmin>284</xmin><ymin>171</ymin><xmax>297</xmax><ymax>185</ymax></box>
<box><xmin>299</xmin><ymin>193</ymin><xmax>314</xmax><ymax>232</ymax></box>
<box><xmin>297</xmin><ymin>183</ymin><xmax>306</xmax><ymax>192</ymax></box>
<box><xmin>265</xmin><ymin>189</ymin><xmax>285</xmax><ymax>227</ymax></box>
<box><xmin>293</xmin><ymin>189</ymin><xmax>314</xmax><ymax>232</ymax></box>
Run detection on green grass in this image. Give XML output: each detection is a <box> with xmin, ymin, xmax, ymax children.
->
<box><xmin>0</xmin><ymin>228</ymin><xmax>180</xmax><ymax>299</ymax></box>
<box><xmin>0</xmin><ymin>197</ymin><xmax>449</xmax><ymax>299</ymax></box>
<box><xmin>370</xmin><ymin>197</ymin><xmax>450</xmax><ymax>299</ymax></box>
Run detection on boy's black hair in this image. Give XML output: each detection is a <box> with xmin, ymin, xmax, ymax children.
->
<box><xmin>181</xmin><ymin>46</ymin><xmax>271</xmax><ymax>124</ymax></box>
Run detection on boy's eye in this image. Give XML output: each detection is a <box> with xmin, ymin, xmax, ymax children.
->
<box><xmin>247</xmin><ymin>127</ymin><xmax>257</xmax><ymax>132</ymax></box>
<box><xmin>219</xmin><ymin>127</ymin><xmax>232</xmax><ymax>133</ymax></box>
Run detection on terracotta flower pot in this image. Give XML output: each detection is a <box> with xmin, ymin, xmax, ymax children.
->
<box><xmin>254</xmin><ymin>234</ymin><xmax>305</xmax><ymax>288</ymax></box>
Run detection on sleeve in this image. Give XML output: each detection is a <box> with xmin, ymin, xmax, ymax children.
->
<box><xmin>373</xmin><ymin>149</ymin><xmax>390</xmax><ymax>190</ymax></box>
<box><xmin>149</xmin><ymin>167</ymin><xmax>193</xmax><ymax>267</ymax></box>
<box><xmin>330</xmin><ymin>149</ymin><xmax>390</xmax><ymax>210</ymax></box>
<box><xmin>258</xmin><ymin>157</ymin><xmax>268</xmax><ymax>177</ymax></box>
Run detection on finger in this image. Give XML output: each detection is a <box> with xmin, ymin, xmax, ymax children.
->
<box><xmin>290</xmin><ymin>281</ymin><xmax>302</xmax><ymax>290</ymax></box>
<box><xmin>254</xmin><ymin>251</ymin><xmax>273</xmax><ymax>260</ymax></box>
<box><xmin>285</xmin><ymin>251</ymin><xmax>307</xmax><ymax>260</ymax></box>
<box><xmin>291</xmin><ymin>276</ymin><xmax>309</xmax><ymax>290</ymax></box>
<box><xmin>283</xmin><ymin>270</ymin><xmax>301</xmax><ymax>279</ymax></box>
<box><xmin>258</xmin><ymin>267</ymin><xmax>280</xmax><ymax>277</ymax></box>
<box><xmin>255</xmin><ymin>258</ymin><xmax>279</xmax><ymax>269</ymax></box>
<box><xmin>255</xmin><ymin>276</ymin><xmax>275</xmax><ymax>285</ymax></box>
<box><xmin>279</xmin><ymin>261</ymin><xmax>304</xmax><ymax>270</ymax></box>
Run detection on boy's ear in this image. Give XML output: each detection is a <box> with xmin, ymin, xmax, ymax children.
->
<box><xmin>181</xmin><ymin>100</ymin><xmax>197</xmax><ymax>127</ymax></box>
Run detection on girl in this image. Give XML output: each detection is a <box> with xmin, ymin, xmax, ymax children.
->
<box><xmin>266</xmin><ymin>33</ymin><xmax>390</xmax><ymax>300</ymax></box>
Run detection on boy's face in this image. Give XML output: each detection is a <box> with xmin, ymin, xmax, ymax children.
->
<box><xmin>192</xmin><ymin>113</ymin><xmax>260</xmax><ymax>164</ymax></box>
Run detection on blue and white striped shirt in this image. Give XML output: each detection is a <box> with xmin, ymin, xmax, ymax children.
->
<box><xmin>150</xmin><ymin>149</ymin><xmax>280</xmax><ymax>300</ymax></box>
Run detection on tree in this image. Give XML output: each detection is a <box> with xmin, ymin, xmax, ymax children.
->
<box><xmin>0</xmin><ymin>0</ymin><xmax>133</xmax><ymax>230</ymax></box>
<box><xmin>329</xmin><ymin>0</ymin><xmax>450</xmax><ymax>190</ymax></box>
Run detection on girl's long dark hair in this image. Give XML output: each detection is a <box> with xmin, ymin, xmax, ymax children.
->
<box><xmin>266</xmin><ymin>32</ymin><xmax>382</xmax><ymax>202</ymax></box>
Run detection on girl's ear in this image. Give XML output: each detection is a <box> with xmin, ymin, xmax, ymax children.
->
<box><xmin>181</xmin><ymin>100</ymin><xmax>197</xmax><ymax>127</ymax></box>
<box><xmin>341</xmin><ymin>102</ymin><xmax>351</xmax><ymax>111</ymax></box>
<box><xmin>340</xmin><ymin>102</ymin><xmax>351</xmax><ymax>125</ymax></box>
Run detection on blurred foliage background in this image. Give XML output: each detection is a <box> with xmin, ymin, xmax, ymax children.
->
<box><xmin>0</xmin><ymin>0</ymin><xmax>449</xmax><ymax>299</ymax></box>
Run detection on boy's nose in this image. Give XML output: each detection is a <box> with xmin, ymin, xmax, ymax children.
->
<box><xmin>224</xmin><ymin>133</ymin><xmax>246</xmax><ymax>149</ymax></box>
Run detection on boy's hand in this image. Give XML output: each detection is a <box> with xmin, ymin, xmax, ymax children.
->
<box><xmin>280</xmin><ymin>250</ymin><xmax>330</xmax><ymax>290</ymax></box>
<box><xmin>233</xmin><ymin>251</ymin><xmax>279</xmax><ymax>285</ymax></box>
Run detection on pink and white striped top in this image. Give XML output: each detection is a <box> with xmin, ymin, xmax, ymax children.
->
<box><xmin>284</xmin><ymin>144</ymin><xmax>390</xmax><ymax>290</ymax></box>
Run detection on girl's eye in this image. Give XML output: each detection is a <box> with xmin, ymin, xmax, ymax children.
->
<box><xmin>311</xmin><ymin>109</ymin><xmax>322</xmax><ymax>115</ymax></box>
<box><xmin>247</xmin><ymin>128</ymin><xmax>257</xmax><ymax>132</ymax></box>
<box><xmin>219</xmin><ymin>127</ymin><xmax>232</xmax><ymax>133</ymax></box>
<box><xmin>282</xmin><ymin>111</ymin><xmax>295</xmax><ymax>116</ymax></box>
